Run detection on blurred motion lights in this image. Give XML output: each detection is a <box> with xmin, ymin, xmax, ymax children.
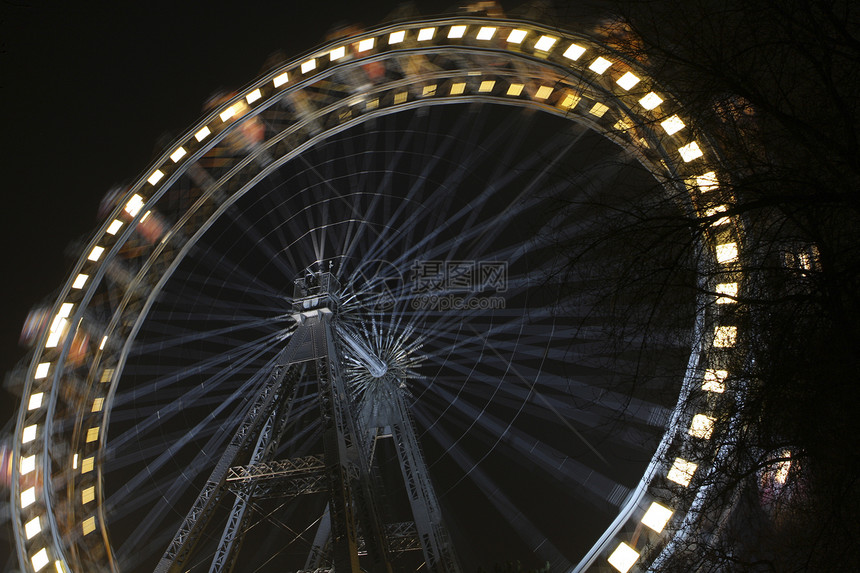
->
<box><xmin>639</xmin><ymin>92</ymin><xmax>663</xmax><ymax>110</ymax></box>
<box><xmin>616</xmin><ymin>72</ymin><xmax>640</xmax><ymax>90</ymax></box>
<box><xmin>31</xmin><ymin>548</ymin><xmax>49</xmax><ymax>572</ymax></box>
<box><xmin>507</xmin><ymin>29</ymin><xmax>527</xmax><ymax>43</ymax></box>
<box><xmin>477</xmin><ymin>27</ymin><xmax>496</xmax><ymax>40</ymax></box>
<box><xmin>563</xmin><ymin>43</ymin><xmax>586</xmax><ymax>60</ymax></box>
<box><xmin>668</xmin><ymin>458</ymin><xmax>697</xmax><ymax>486</ymax></box>
<box><xmin>608</xmin><ymin>542</ymin><xmax>639</xmax><ymax>572</ymax></box>
<box><xmin>661</xmin><ymin>115</ymin><xmax>686</xmax><ymax>135</ymax></box>
<box><xmin>24</xmin><ymin>516</ymin><xmax>41</xmax><ymax>540</ymax></box>
<box><xmin>641</xmin><ymin>501</ymin><xmax>673</xmax><ymax>533</ymax></box>
<box><xmin>678</xmin><ymin>141</ymin><xmax>703</xmax><ymax>162</ymax></box>
<box><xmin>534</xmin><ymin>35</ymin><xmax>557</xmax><ymax>51</ymax></box>
<box><xmin>448</xmin><ymin>25</ymin><xmax>466</xmax><ymax>39</ymax></box>
<box><xmin>589</xmin><ymin>57</ymin><xmax>612</xmax><ymax>74</ymax></box>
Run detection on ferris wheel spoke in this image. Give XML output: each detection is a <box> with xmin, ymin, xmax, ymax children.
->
<box><xmin>108</xmin><ymin>341</ymin><xmax>280</xmax><ymax>453</ymax></box>
<box><xmin>424</xmin><ymin>381</ymin><xmax>630</xmax><ymax>509</ymax></box>
<box><xmin>432</xmin><ymin>345</ymin><xmax>669</xmax><ymax>425</ymax></box>
<box><xmin>128</xmin><ymin>314</ymin><xmax>289</xmax><ymax>357</ymax></box>
<box><xmin>412</xmin><ymin>406</ymin><xmax>574</xmax><ymax>570</ymax></box>
<box><xmin>434</xmin><ymin>377</ymin><xmax>659</xmax><ymax>450</ymax></box>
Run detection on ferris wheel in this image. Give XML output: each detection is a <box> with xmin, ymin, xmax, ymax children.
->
<box><xmin>9</xmin><ymin>11</ymin><xmax>746</xmax><ymax>573</ymax></box>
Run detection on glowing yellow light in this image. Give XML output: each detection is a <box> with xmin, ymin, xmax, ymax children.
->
<box><xmin>82</xmin><ymin>487</ymin><xmax>95</xmax><ymax>504</ymax></box>
<box><xmin>28</xmin><ymin>393</ymin><xmax>43</xmax><ymax>410</ymax></box>
<box><xmin>714</xmin><ymin>326</ymin><xmax>737</xmax><ymax>347</ymax></box>
<box><xmin>661</xmin><ymin>115</ymin><xmax>686</xmax><ymax>135</ymax></box>
<box><xmin>389</xmin><ymin>30</ymin><xmax>406</xmax><ymax>44</ymax></box>
<box><xmin>100</xmin><ymin>368</ymin><xmax>113</xmax><ymax>383</ymax></box>
<box><xmin>774</xmin><ymin>451</ymin><xmax>792</xmax><ymax>484</ymax></box>
<box><xmin>448</xmin><ymin>25</ymin><xmax>467</xmax><ymax>39</ymax></box>
<box><xmin>25</xmin><ymin>516</ymin><xmax>41</xmax><ymax>539</ymax></box>
<box><xmin>72</xmin><ymin>453</ymin><xmax>78</xmax><ymax>469</ymax></box>
<box><xmin>86</xmin><ymin>427</ymin><xmax>99</xmax><ymax>443</ymax></box>
<box><xmin>560</xmin><ymin>93</ymin><xmax>581</xmax><ymax>109</ymax></box>
<box><xmin>82</xmin><ymin>457</ymin><xmax>94</xmax><ymax>474</ymax></box>
<box><xmin>507</xmin><ymin>29</ymin><xmax>527</xmax><ymax>43</ymax></box>
<box><xmin>357</xmin><ymin>38</ymin><xmax>375</xmax><ymax>52</ymax></box>
<box><xmin>301</xmin><ymin>59</ymin><xmax>316</xmax><ymax>73</ymax></box>
<box><xmin>91</xmin><ymin>397</ymin><xmax>104</xmax><ymax>412</ymax></box>
<box><xmin>72</xmin><ymin>273</ymin><xmax>89</xmax><ymax>289</ymax></box>
<box><xmin>273</xmin><ymin>72</ymin><xmax>289</xmax><ymax>87</ymax></box>
<box><xmin>477</xmin><ymin>27</ymin><xmax>496</xmax><ymax>40</ymax></box>
<box><xmin>394</xmin><ymin>92</ymin><xmax>407</xmax><ymax>104</ymax></box>
<box><xmin>535</xmin><ymin>85</ymin><xmax>553</xmax><ymax>99</ymax></box>
<box><xmin>99</xmin><ymin>336</ymin><xmax>107</xmax><ymax>350</ymax></box>
<box><xmin>140</xmin><ymin>210</ymin><xmax>151</xmax><ymax>223</ymax></box>
<box><xmin>170</xmin><ymin>146</ymin><xmax>186</xmax><ymax>162</ymax></box>
<box><xmin>245</xmin><ymin>88</ymin><xmax>262</xmax><ymax>104</ymax></box>
<box><xmin>641</xmin><ymin>501</ymin><xmax>673</xmax><ymax>533</ymax></box>
<box><xmin>607</xmin><ymin>542</ymin><xmax>639</xmax><ymax>573</ymax></box>
<box><xmin>417</xmin><ymin>28</ymin><xmax>435</xmax><ymax>41</ymax></box>
<box><xmin>82</xmin><ymin>517</ymin><xmax>96</xmax><ymax>536</ymax></box>
<box><xmin>35</xmin><ymin>362</ymin><xmax>50</xmax><ymax>379</ymax></box>
<box><xmin>479</xmin><ymin>81</ymin><xmax>495</xmax><ymax>93</ymax></box>
<box><xmin>195</xmin><ymin>126</ymin><xmax>211</xmax><ymax>142</ymax></box>
<box><xmin>20</xmin><ymin>455</ymin><xmax>36</xmax><ymax>475</ymax></box>
<box><xmin>147</xmin><ymin>170</ymin><xmax>164</xmax><ymax>185</ymax></box>
<box><xmin>696</xmin><ymin>171</ymin><xmax>719</xmax><ymax>192</ymax></box>
<box><xmin>327</xmin><ymin>46</ymin><xmax>346</xmax><ymax>62</ymax></box>
<box><xmin>616</xmin><ymin>72</ymin><xmax>640</xmax><ymax>90</ymax></box>
<box><xmin>450</xmin><ymin>83</ymin><xmax>466</xmax><ymax>95</ymax></box>
<box><xmin>639</xmin><ymin>92</ymin><xmax>663</xmax><ymax>110</ymax></box>
<box><xmin>58</xmin><ymin>302</ymin><xmax>73</xmax><ymax>318</ymax></box>
<box><xmin>703</xmin><ymin>369</ymin><xmax>728</xmax><ymax>392</ymax></box>
<box><xmin>23</xmin><ymin>424</ymin><xmax>37</xmax><ymax>443</ymax></box>
<box><xmin>589</xmin><ymin>102</ymin><xmax>610</xmax><ymax>117</ymax></box>
<box><xmin>506</xmin><ymin>84</ymin><xmax>524</xmax><ymax>96</ymax></box>
<box><xmin>46</xmin><ymin>316</ymin><xmax>67</xmax><ymax>348</ymax></box>
<box><xmin>106</xmin><ymin>219</ymin><xmax>123</xmax><ymax>235</ymax></box>
<box><xmin>667</xmin><ymin>458</ymin><xmax>697</xmax><ymax>486</ymax></box>
<box><xmin>55</xmin><ymin>561</ymin><xmax>67</xmax><ymax>573</ymax></box>
<box><xmin>589</xmin><ymin>57</ymin><xmax>612</xmax><ymax>74</ymax></box>
<box><xmin>422</xmin><ymin>85</ymin><xmax>436</xmax><ymax>97</ymax></box>
<box><xmin>563</xmin><ymin>43</ymin><xmax>586</xmax><ymax>60</ymax></box>
<box><xmin>706</xmin><ymin>205</ymin><xmax>730</xmax><ymax>226</ymax></box>
<box><xmin>534</xmin><ymin>35</ymin><xmax>557</xmax><ymax>51</ymax></box>
<box><xmin>715</xmin><ymin>282</ymin><xmax>738</xmax><ymax>304</ymax></box>
<box><xmin>31</xmin><ymin>548</ymin><xmax>50</xmax><ymax>572</ymax></box>
<box><xmin>21</xmin><ymin>486</ymin><xmax>36</xmax><ymax>508</ymax></box>
<box><xmin>689</xmin><ymin>414</ymin><xmax>716</xmax><ymax>439</ymax></box>
<box><xmin>125</xmin><ymin>194</ymin><xmax>144</xmax><ymax>217</ymax></box>
<box><xmin>88</xmin><ymin>246</ymin><xmax>104</xmax><ymax>262</ymax></box>
<box><xmin>716</xmin><ymin>242</ymin><xmax>738</xmax><ymax>263</ymax></box>
<box><xmin>219</xmin><ymin>105</ymin><xmax>237</xmax><ymax>122</ymax></box>
<box><xmin>678</xmin><ymin>141</ymin><xmax>703</xmax><ymax>162</ymax></box>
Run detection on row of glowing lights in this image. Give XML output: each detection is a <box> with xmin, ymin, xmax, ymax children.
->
<box><xmin>18</xmin><ymin>23</ymin><xmax>730</xmax><ymax>573</ymax></box>
<box><xmin>141</xmin><ymin>22</ymin><xmax>707</xmax><ymax>217</ymax></box>
<box><xmin>608</xmin><ymin>175</ymin><xmax>740</xmax><ymax>572</ymax></box>
<box><xmin>18</xmin><ymin>177</ymin><xmax>739</xmax><ymax>573</ymax></box>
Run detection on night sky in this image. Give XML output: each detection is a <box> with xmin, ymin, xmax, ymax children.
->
<box><xmin>0</xmin><ymin>0</ymin><xmax>612</xmax><ymax>452</ymax></box>
<box><xmin>1</xmin><ymin>1</ymin><xmax>459</xmax><ymax>425</ymax></box>
<box><xmin>1</xmin><ymin>1</ymin><xmax>621</xmax><ymax>569</ymax></box>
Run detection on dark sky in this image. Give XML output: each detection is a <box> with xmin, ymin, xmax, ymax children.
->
<box><xmin>1</xmin><ymin>0</ymin><xmax>457</xmax><ymax>423</ymax></box>
<box><xmin>0</xmin><ymin>0</ymin><xmax>614</xmax><ymax>428</ymax></box>
<box><xmin>1</xmin><ymin>1</ymin><xmax>619</xmax><ymax>568</ymax></box>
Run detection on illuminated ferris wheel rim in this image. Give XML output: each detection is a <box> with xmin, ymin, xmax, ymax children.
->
<box><xmin>12</xmin><ymin>14</ymin><xmax>744</xmax><ymax>573</ymax></box>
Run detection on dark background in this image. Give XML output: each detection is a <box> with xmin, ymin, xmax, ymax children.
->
<box><xmin>0</xmin><ymin>1</ymin><xmax>615</xmax><ymax>569</ymax></box>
